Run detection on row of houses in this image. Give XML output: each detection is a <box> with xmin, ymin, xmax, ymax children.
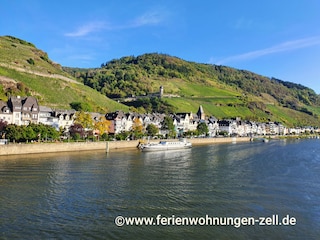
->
<box><xmin>0</xmin><ymin>96</ymin><xmax>76</xmax><ymax>131</ymax></box>
<box><xmin>105</xmin><ymin>109</ymin><xmax>301</xmax><ymax>137</ymax></box>
<box><xmin>104</xmin><ymin>106</ymin><xmax>317</xmax><ymax>136</ymax></box>
<box><xmin>0</xmin><ymin>96</ymin><xmax>317</xmax><ymax>136</ymax></box>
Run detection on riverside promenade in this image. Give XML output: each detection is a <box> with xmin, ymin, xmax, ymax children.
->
<box><xmin>0</xmin><ymin>137</ymin><xmax>251</xmax><ymax>156</ymax></box>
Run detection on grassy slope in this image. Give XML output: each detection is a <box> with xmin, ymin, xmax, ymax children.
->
<box><xmin>0</xmin><ymin>36</ymin><xmax>67</xmax><ymax>75</ymax></box>
<box><xmin>0</xmin><ymin>36</ymin><xmax>128</xmax><ymax>112</ymax></box>
<box><xmin>0</xmin><ymin>66</ymin><xmax>128</xmax><ymax>112</ymax></box>
<box><xmin>166</xmin><ymin>97</ymin><xmax>320</xmax><ymax>126</ymax></box>
<box><xmin>156</xmin><ymin>76</ymin><xmax>319</xmax><ymax>125</ymax></box>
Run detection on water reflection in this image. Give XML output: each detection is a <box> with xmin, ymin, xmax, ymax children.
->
<box><xmin>142</xmin><ymin>149</ymin><xmax>192</xmax><ymax>166</ymax></box>
<box><xmin>1</xmin><ymin>140</ymin><xmax>320</xmax><ymax>239</ymax></box>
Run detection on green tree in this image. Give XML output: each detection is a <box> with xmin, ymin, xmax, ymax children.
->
<box><xmin>70</xmin><ymin>102</ymin><xmax>93</xmax><ymax>112</ymax></box>
<box><xmin>115</xmin><ymin>131</ymin><xmax>130</xmax><ymax>140</ymax></box>
<box><xmin>197</xmin><ymin>122</ymin><xmax>209</xmax><ymax>136</ymax></box>
<box><xmin>4</xmin><ymin>124</ymin><xmax>22</xmax><ymax>142</ymax></box>
<box><xmin>146</xmin><ymin>124</ymin><xmax>158</xmax><ymax>136</ymax></box>
<box><xmin>101</xmin><ymin>132</ymin><xmax>109</xmax><ymax>140</ymax></box>
<box><xmin>28</xmin><ymin>123</ymin><xmax>60</xmax><ymax>141</ymax></box>
<box><xmin>24</xmin><ymin>125</ymin><xmax>36</xmax><ymax>141</ymax></box>
<box><xmin>162</xmin><ymin>116</ymin><xmax>175</xmax><ymax>138</ymax></box>
<box><xmin>46</xmin><ymin>125</ymin><xmax>60</xmax><ymax>140</ymax></box>
<box><xmin>4</xmin><ymin>123</ymin><xmax>60</xmax><ymax>142</ymax></box>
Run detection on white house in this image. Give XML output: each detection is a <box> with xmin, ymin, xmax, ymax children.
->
<box><xmin>0</xmin><ymin>100</ymin><xmax>13</xmax><ymax>124</ymax></box>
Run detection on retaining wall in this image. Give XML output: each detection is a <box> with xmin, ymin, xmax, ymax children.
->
<box><xmin>0</xmin><ymin>137</ymin><xmax>251</xmax><ymax>156</ymax></box>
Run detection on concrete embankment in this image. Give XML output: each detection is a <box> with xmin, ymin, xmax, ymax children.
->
<box><xmin>0</xmin><ymin>137</ymin><xmax>251</xmax><ymax>156</ymax></box>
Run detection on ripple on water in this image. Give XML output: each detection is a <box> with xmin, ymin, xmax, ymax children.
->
<box><xmin>1</xmin><ymin>140</ymin><xmax>320</xmax><ymax>239</ymax></box>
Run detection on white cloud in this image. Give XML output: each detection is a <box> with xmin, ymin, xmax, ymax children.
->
<box><xmin>214</xmin><ymin>36</ymin><xmax>320</xmax><ymax>65</ymax></box>
<box><xmin>65</xmin><ymin>9</ymin><xmax>167</xmax><ymax>38</ymax></box>
<box><xmin>131</xmin><ymin>10</ymin><xmax>165</xmax><ymax>27</ymax></box>
<box><xmin>65</xmin><ymin>21</ymin><xmax>109</xmax><ymax>37</ymax></box>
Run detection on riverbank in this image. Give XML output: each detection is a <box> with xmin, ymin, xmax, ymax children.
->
<box><xmin>0</xmin><ymin>137</ymin><xmax>251</xmax><ymax>156</ymax></box>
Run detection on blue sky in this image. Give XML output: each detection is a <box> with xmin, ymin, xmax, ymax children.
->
<box><xmin>1</xmin><ymin>0</ymin><xmax>320</xmax><ymax>93</ymax></box>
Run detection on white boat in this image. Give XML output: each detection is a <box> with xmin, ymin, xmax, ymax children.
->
<box><xmin>139</xmin><ymin>138</ymin><xmax>192</xmax><ymax>152</ymax></box>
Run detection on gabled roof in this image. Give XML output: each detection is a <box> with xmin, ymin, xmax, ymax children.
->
<box><xmin>54</xmin><ymin>109</ymin><xmax>76</xmax><ymax>117</ymax></box>
<box><xmin>22</xmin><ymin>96</ymin><xmax>38</xmax><ymax>108</ymax></box>
<box><xmin>175</xmin><ymin>112</ymin><xmax>191</xmax><ymax>118</ymax></box>
<box><xmin>8</xmin><ymin>96</ymin><xmax>39</xmax><ymax>112</ymax></box>
<box><xmin>0</xmin><ymin>100</ymin><xmax>11</xmax><ymax>114</ymax></box>
<box><xmin>39</xmin><ymin>106</ymin><xmax>53</xmax><ymax>112</ymax></box>
<box><xmin>8</xmin><ymin>96</ymin><xmax>22</xmax><ymax>111</ymax></box>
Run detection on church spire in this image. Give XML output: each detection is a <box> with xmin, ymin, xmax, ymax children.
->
<box><xmin>197</xmin><ymin>105</ymin><xmax>205</xmax><ymax>120</ymax></box>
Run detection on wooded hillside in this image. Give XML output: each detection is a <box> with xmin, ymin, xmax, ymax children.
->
<box><xmin>65</xmin><ymin>53</ymin><xmax>320</xmax><ymax>127</ymax></box>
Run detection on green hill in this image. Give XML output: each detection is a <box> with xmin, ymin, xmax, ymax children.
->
<box><xmin>66</xmin><ymin>53</ymin><xmax>320</xmax><ymax>127</ymax></box>
<box><xmin>0</xmin><ymin>35</ymin><xmax>128</xmax><ymax>112</ymax></box>
<box><xmin>1</xmin><ymin>36</ymin><xmax>319</xmax><ymax>127</ymax></box>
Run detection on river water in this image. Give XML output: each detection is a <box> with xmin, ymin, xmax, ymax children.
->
<box><xmin>1</xmin><ymin>139</ymin><xmax>320</xmax><ymax>239</ymax></box>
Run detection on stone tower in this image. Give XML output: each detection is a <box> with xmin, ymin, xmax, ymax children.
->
<box><xmin>159</xmin><ymin>86</ymin><xmax>164</xmax><ymax>98</ymax></box>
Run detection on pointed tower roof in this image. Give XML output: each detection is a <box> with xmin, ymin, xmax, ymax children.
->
<box><xmin>197</xmin><ymin>105</ymin><xmax>205</xmax><ymax>120</ymax></box>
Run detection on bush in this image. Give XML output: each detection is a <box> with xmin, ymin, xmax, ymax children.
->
<box><xmin>101</xmin><ymin>133</ymin><xmax>109</xmax><ymax>140</ymax></box>
<box><xmin>70</xmin><ymin>102</ymin><xmax>93</xmax><ymax>112</ymax></box>
<box><xmin>72</xmin><ymin>133</ymin><xmax>81</xmax><ymax>141</ymax></box>
<box><xmin>27</xmin><ymin>58</ymin><xmax>35</xmax><ymax>65</ymax></box>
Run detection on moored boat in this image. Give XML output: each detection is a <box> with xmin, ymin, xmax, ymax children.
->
<box><xmin>139</xmin><ymin>138</ymin><xmax>192</xmax><ymax>152</ymax></box>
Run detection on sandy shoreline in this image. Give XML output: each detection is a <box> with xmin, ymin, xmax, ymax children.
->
<box><xmin>0</xmin><ymin>137</ymin><xmax>251</xmax><ymax>156</ymax></box>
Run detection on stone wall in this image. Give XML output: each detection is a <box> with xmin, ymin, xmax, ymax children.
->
<box><xmin>0</xmin><ymin>137</ymin><xmax>251</xmax><ymax>156</ymax></box>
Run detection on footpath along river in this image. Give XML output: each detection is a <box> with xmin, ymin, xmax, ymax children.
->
<box><xmin>1</xmin><ymin>139</ymin><xmax>320</xmax><ymax>239</ymax></box>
